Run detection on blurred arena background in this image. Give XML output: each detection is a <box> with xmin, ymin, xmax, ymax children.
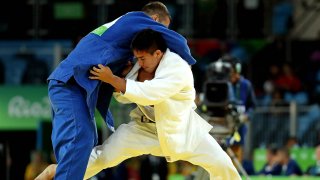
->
<box><xmin>0</xmin><ymin>0</ymin><xmax>320</xmax><ymax>179</ymax></box>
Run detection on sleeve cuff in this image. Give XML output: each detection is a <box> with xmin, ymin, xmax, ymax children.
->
<box><xmin>122</xmin><ymin>79</ymin><xmax>134</xmax><ymax>97</ymax></box>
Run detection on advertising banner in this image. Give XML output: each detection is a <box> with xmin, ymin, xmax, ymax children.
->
<box><xmin>0</xmin><ymin>86</ymin><xmax>50</xmax><ymax>130</ymax></box>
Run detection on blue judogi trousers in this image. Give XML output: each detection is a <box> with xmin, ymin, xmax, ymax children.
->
<box><xmin>48</xmin><ymin>79</ymin><xmax>98</xmax><ymax>179</ymax></box>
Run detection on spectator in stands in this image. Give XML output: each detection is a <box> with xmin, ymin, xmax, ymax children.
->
<box><xmin>258</xmin><ymin>145</ymin><xmax>282</xmax><ymax>176</ymax></box>
<box><xmin>262</xmin><ymin>64</ymin><xmax>281</xmax><ymax>105</ymax></box>
<box><xmin>263</xmin><ymin>64</ymin><xmax>280</xmax><ymax>94</ymax></box>
<box><xmin>24</xmin><ymin>150</ymin><xmax>48</xmax><ymax>180</ymax></box>
<box><xmin>306</xmin><ymin>144</ymin><xmax>320</xmax><ymax>176</ymax></box>
<box><xmin>277</xmin><ymin>147</ymin><xmax>303</xmax><ymax>176</ymax></box>
<box><xmin>275</xmin><ymin>63</ymin><xmax>302</xmax><ymax>93</ymax></box>
<box><xmin>270</xmin><ymin>88</ymin><xmax>288</xmax><ymax>107</ymax></box>
<box><xmin>285</xmin><ymin>136</ymin><xmax>300</xmax><ymax>149</ymax></box>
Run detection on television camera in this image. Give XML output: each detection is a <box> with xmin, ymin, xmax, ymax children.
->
<box><xmin>200</xmin><ymin>58</ymin><xmax>243</xmax><ymax>142</ymax></box>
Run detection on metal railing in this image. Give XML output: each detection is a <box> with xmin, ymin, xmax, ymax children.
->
<box><xmin>248</xmin><ymin>102</ymin><xmax>320</xmax><ymax>152</ymax></box>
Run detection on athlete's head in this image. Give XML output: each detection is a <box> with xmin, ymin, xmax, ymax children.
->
<box><xmin>131</xmin><ymin>29</ymin><xmax>167</xmax><ymax>73</ymax></box>
<box><xmin>142</xmin><ymin>1</ymin><xmax>171</xmax><ymax>27</ymax></box>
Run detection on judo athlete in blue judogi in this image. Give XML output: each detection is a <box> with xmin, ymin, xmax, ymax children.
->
<box><xmin>45</xmin><ymin>2</ymin><xmax>196</xmax><ymax>180</ymax></box>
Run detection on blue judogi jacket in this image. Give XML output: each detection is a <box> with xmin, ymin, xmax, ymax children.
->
<box><xmin>48</xmin><ymin>12</ymin><xmax>196</xmax><ymax>131</ymax></box>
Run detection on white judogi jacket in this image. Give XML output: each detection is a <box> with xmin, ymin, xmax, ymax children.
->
<box><xmin>114</xmin><ymin>49</ymin><xmax>212</xmax><ymax>161</ymax></box>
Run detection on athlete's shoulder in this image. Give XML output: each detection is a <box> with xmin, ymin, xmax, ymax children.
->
<box><xmin>164</xmin><ymin>49</ymin><xmax>189</xmax><ymax>67</ymax></box>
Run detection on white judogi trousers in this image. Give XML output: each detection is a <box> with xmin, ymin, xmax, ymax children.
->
<box><xmin>84</xmin><ymin>119</ymin><xmax>241</xmax><ymax>180</ymax></box>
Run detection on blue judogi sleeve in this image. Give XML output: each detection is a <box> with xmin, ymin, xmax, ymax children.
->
<box><xmin>100</xmin><ymin>12</ymin><xmax>196</xmax><ymax>65</ymax></box>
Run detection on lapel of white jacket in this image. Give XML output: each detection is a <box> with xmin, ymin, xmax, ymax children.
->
<box><xmin>154</xmin><ymin>49</ymin><xmax>170</xmax><ymax>76</ymax></box>
<box><xmin>125</xmin><ymin>62</ymin><xmax>140</xmax><ymax>80</ymax></box>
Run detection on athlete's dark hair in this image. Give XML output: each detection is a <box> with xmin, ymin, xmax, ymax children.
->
<box><xmin>131</xmin><ymin>29</ymin><xmax>167</xmax><ymax>54</ymax></box>
<box><xmin>142</xmin><ymin>1</ymin><xmax>171</xmax><ymax>22</ymax></box>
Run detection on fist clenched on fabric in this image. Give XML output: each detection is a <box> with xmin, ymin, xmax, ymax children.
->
<box><xmin>89</xmin><ymin>64</ymin><xmax>127</xmax><ymax>93</ymax></box>
<box><xmin>89</xmin><ymin>64</ymin><xmax>114</xmax><ymax>83</ymax></box>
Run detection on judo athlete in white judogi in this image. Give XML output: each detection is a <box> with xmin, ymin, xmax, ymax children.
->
<box><xmin>86</xmin><ymin>29</ymin><xmax>241</xmax><ymax>180</ymax></box>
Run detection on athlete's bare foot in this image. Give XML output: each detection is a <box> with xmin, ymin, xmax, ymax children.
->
<box><xmin>35</xmin><ymin>164</ymin><xmax>57</xmax><ymax>180</ymax></box>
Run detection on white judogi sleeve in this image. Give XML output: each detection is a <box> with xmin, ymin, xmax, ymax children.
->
<box><xmin>113</xmin><ymin>92</ymin><xmax>133</xmax><ymax>104</ymax></box>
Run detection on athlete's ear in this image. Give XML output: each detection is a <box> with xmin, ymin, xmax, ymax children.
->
<box><xmin>154</xmin><ymin>50</ymin><xmax>162</xmax><ymax>58</ymax></box>
<box><xmin>150</xmin><ymin>14</ymin><xmax>160</xmax><ymax>22</ymax></box>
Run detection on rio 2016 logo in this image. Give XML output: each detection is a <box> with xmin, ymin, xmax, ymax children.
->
<box><xmin>8</xmin><ymin>96</ymin><xmax>51</xmax><ymax>118</ymax></box>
